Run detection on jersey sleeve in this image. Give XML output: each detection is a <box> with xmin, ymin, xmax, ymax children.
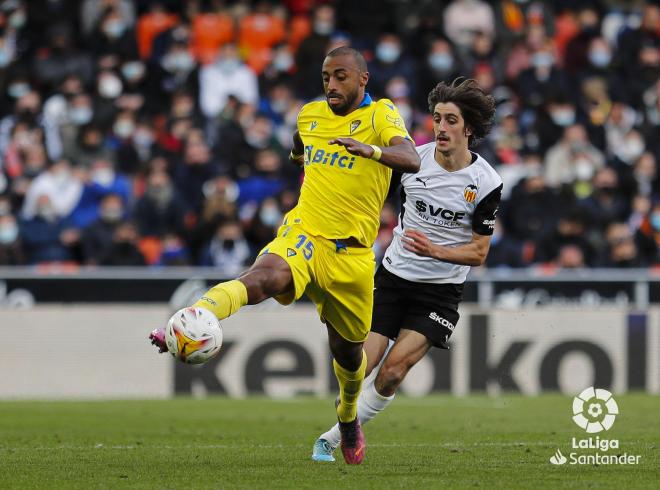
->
<box><xmin>371</xmin><ymin>99</ymin><xmax>412</xmax><ymax>146</ymax></box>
<box><xmin>472</xmin><ymin>183</ymin><xmax>502</xmax><ymax>236</ymax></box>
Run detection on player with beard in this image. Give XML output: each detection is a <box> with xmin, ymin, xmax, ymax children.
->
<box><xmin>312</xmin><ymin>78</ymin><xmax>502</xmax><ymax>462</ymax></box>
<box><xmin>149</xmin><ymin>46</ymin><xmax>420</xmax><ymax>465</ymax></box>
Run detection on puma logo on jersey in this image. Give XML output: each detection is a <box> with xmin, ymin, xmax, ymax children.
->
<box><xmin>310</xmin><ymin>121</ymin><xmax>318</xmax><ymax>131</ymax></box>
<box><xmin>416</xmin><ymin>177</ymin><xmax>430</xmax><ymax>187</ymax></box>
<box><xmin>350</xmin><ymin>120</ymin><xmax>361</xmax><ymax>133</ymax></box>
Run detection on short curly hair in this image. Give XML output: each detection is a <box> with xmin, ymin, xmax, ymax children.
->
<box><xmin>427</xmin><ymin>78</ymin><xmax>496</xmax><ymax>146</ymax></box>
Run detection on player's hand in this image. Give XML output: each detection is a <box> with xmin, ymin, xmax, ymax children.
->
<box><xmin>328</xmin><ymin>137</ymin><xmax>374</xmax><ymax>158</ymax></box>
<box><xmin>402</xmin><ymin>229</ymin><xmax>436</xmax><ymax>258</ymax></box>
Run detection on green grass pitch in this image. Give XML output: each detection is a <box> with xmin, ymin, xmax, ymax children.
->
<box><xmin>0</xmin><ymin>395</ymin><xmax>657</xmax><ymax>489</ymax></box>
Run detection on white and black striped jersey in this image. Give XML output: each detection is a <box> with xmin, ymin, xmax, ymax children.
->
<box><xmin>382</xmin><ymin>142</ymin><xmax>503</xmax><ymax>284</ymax></box>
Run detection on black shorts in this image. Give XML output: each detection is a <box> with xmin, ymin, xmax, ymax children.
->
<box><xmin>371</xmin><ymin>266</ymin><xmax>464</xmax><ymax>349</ymax></box>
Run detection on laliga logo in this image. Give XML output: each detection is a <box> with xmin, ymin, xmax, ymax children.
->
<box><xmin>572</xmin><ymin>386</ymin><xmax>619</xmax><ymax>433</ymax></box>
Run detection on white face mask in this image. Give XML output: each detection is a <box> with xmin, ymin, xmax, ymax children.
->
<box><xmin>162</xmin><ymin>52</ymin><xmax>195</xmax><ymax>73</ymax></box>
<box><xmin>574</xmin><ymin>158</ymin><xmax>594</xmax><ymax>181</ymax></box>
<box><xmin>550</xmin><ymin>108</ymin><xmax>576</xmax><ymax>127</ymax></box>
<box><xmin>313</xmin><ymin>20</ymin><xmax>334</xmax><ymax>35</ymax></box>
<box><xmin>616</xmin><ymin>138</ymin><xmax>645</xmax><ymax>164</ymax></box>
<box><xmin>92</xmin><ymin>168</ymin><xmax>115</xmax><ymax>187</ymax></box>
<box><xmin>98</xmin><ymin>75</ymin><xmax>123</xmax><ymax>99</ymax></box>
<box><xmin>216</xmin><ymin>58</ymin><xmax>240</xmax><ymax>73</ymax></box>
<box><xmin>121</xmin><ymin>61</ymin><xmax>145</xmax><ymax>81</ymax></box>
<box><xmin>69</xmin><ymin>106</ymin><xmax>93</xmax><ymax>125</ymax></box>
<box><xmin>272</xmin><ymin>52</ymin><xmax>293</xmax><ymax>72</ymax></box>
<box><xmin>259</xmin><ymin>205</ymin><xmax>282</xmax><ymax>227</ymax></box>
<box><xmin>113</xmin><ymin>120</ymin><xmax>135</xmax><ymax>139</ymax></box>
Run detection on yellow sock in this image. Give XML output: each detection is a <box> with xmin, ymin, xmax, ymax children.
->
<box><xmin>193</xmin><ymin>280</ymin><xmax>248</xmax><ymax>320</ymax></box>
<box><xmin>333</xmin><ymin>350</ymin><xmax>367</xmax><ymax>423</ymax></box>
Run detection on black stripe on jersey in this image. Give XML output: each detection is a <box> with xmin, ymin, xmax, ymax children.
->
<box><xmin>399</xmin><ymin>182</ymin><xmax>407</xmax><ymax>225</ymax></box>
<box><xmin>472</xmin><ymin>183</ymin><xmax>503</xmax><ymax>236</ymax></box>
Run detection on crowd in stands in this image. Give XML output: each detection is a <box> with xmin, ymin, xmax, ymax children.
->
<box><xmin>0</xmin><ymin>0</ymin><xmax>658</xmax><ymax>271</ymax></box>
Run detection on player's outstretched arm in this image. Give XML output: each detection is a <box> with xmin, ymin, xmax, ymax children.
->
<box><xmin>329</xmin><ymin>136</ymin><xmax>420</xmax><ymax>173</ymax></box>
<box><xmin>402</xmin><ymin>229</ymin><xmax>491</xmax><ymax>266</ymax></box>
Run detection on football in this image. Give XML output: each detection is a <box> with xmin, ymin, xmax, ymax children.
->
<box><xmin>164</xmin><ymin>307</ymin><xmax>223</xmax><ymax>364</ymax></box>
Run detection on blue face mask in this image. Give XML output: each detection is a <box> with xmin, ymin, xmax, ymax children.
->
<box><xmin>532</xmin><ymin>52</ymin><xmax>554</xmax><ymax>69</ymax></box>
<box><xmin>376</xmin><ymin>43</ymin><xmax>400</xmax><ymax>64</ymax></box>
<box><xmin>589</xmin><ymin>49</ymin><xmax>611</xmax><ymax>68</ymax></box>
<box><xmin>651</xmin><ymin>214</ymin><xmax>660</xmax><ymax>231</ymax></box>
<box><xmin>8</xmin><ymin>83</ymin><xmax>30</xmax><ymax>98</ymax></box>
<box><xmin>428</xmin><ymin>53</ymin><xmax>453</xmax><ymax>72</ymax></box>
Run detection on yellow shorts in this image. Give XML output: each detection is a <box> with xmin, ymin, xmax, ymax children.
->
<box><xmin>258</xmin><ymin>222</ymin><xmax>375</xmax><ymax>343</ymax></box>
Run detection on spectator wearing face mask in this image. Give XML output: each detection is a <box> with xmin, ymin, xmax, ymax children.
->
<box><xmin>563</xmin><ymin>7</ymin><xmax>603</xmax><ymax>76</ymax></box>
<box><xmin>199</xmin><ymin>43</ymin><xmax>258</xmax><ymax>121</ymax></box>
<box><xmin>81</xmin><ymin>192</ymin><xmax>124</xmax><ymax>264</ymax></box>
<box><xmin>98</xmin><ymin>221</ymin><xmax>146</xmax><ymax>266</ymax></box>
<box><xmin>21</xmin><ymin>158</ymin><xmax>82</xmax><ymax>220</ymax></box>
<box><xmin>89</xmin><ymin>7</ymin><xmax>138</xmax><ymax>58</ymax></box>
<box><xmin>0</xmin><ymin>90</ymin><xmax>62</xmax><ymax>165</ymax></box>
<box><xmin>66</xmin><ymin>123</ymin><xmax>115</xmax><ymax>169</ymax></box>
<box><xmin>243</xmin><ymin>196</ymin><xmax>283</xmax><ymax>257</ymax></box>
<box><xmin>544</xmin><ymin>124</ymin><xmax>605</xmax><ymax>188</ymax></box>
<box><xmin>174</xmin><ymin>128</ymin><xmax>219</xmax><ymax>213</ymax></box>
<box><xmin>80</xmin><ymin>0</ymin><xmax>136</xmax><ymax>37</ymax></box>
<box><xmin>0</xmin><ymin>211</ymin><xmax>25</xmax><ymax>265</ymax></box>
<box><xmin>19</xmin><ymin>194</ymin><xmax>74</xmax><ymax>264</ymax></box>
<box><xmin>417</xmin><ymin>37</ymin><xmax>463</xmax><ymax>111</ymax></box>
<box><xmin>600</xmin><ymin>222</ymin><xmax>646</xmax><ymax>267</ymax></box>
<box><xmin>68</xmin><ymin>159</ymin><xmax>130</xmax><ymax>229</ymax></box>
<box><xmin>133</xmin><ymin>168</ymin><xmax>187</xmax><ymax>238</ymax></box>
<box><xmin>294</xmin><ymin>4</ymin><xmax>337</xmax><ymax>100</ymax></box>
<box><xmin>578</xmin><ymin>167</ymin><xmax>630</xmax><ymax>233</ymax></box>
<box><xmin>368</xmin><ymin>33</ymin><xmax>416</xmax><ymax>101</ymax></box>
<box><xmin>200</xmin><ymin>220</ymin><xmax>250</xmax><ymax>274</ymax></box>
<box><xmin>516</xmin><ymin>39</ymin><xmax>571</xmax><ymax>110</ymax></box>
<box><xmin>237</xmin><ymin>148</ymin><xmax>286</xmax><ymax>207</ymax></box>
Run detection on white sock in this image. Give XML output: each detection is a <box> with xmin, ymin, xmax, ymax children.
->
<box><xmin>319</xmin><ymin>382</ymin><xmax>395</xmax><ymax>448</ymax></box>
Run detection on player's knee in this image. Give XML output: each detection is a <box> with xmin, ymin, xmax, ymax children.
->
<box><xmin>375</xmin><ymin>363</ymin><xmax>408</xmax><ymax>395</ymax></box>
<box><xmin>240</xmin><ymin>262</ymin><xmax>292</xmax><ymax>302</ymax></box>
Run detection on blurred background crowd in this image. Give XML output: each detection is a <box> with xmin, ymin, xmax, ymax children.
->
<box><xmin>0</xmin><ymin>0</ymin><xmax>657</xmax><ymax>270</ymax></box>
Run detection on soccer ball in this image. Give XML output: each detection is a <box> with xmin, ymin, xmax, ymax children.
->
<box><xmin>165</xmin><ymin>307</ymin><xmax>223</xmax><ymax>364</ymax></box>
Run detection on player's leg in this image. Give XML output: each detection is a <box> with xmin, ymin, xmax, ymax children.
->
<box><xmin>149</xmin><ymin>254</ymin><xmax>294</xmax><ymax>351</ymax></box>
<box><xmin>196</xmin><ymin>253</ymin><xmax>294</xmax><ymax>314</ymax></box>
<box><xmin>373</xmin><ymin>328</ymin><xmax>432</xmax><ymax>396</ymax></box>
<box><xmin>313</xmin><ymin>330</ymin><xmax>389</xmax><ymax>460</ymax></box>
<box><xmin>326</xmin><ymin>322</ymin><xmax>367</xmax><ymax>464</ymax></box>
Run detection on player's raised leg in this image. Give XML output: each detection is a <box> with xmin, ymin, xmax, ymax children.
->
<box><xmin>150</xmin><ymin>254</ymin><xmax>294</xmax><ymax>352</ymax></box>
<box><xmin>313</xmin><ymin>331</ymin><xmax>389</xmax><ymax>461</ymax></box>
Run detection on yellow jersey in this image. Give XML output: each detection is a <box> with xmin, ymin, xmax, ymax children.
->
<box><xmin>289</xmin><ymin>94</ymin><xmax>412</xmax><ymax>247</ymax></box>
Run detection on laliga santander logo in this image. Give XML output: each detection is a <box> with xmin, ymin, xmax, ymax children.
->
<box><xmin>572</xmin><ymin>387</ymin><xmax>619</xmax><ymax>433</ymax></box>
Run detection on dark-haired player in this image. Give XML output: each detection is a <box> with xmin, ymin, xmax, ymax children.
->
<box><xmin>313</xmin><ymin>78</ymin><xmax>502</xmax><ymax>462</ymax></box>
